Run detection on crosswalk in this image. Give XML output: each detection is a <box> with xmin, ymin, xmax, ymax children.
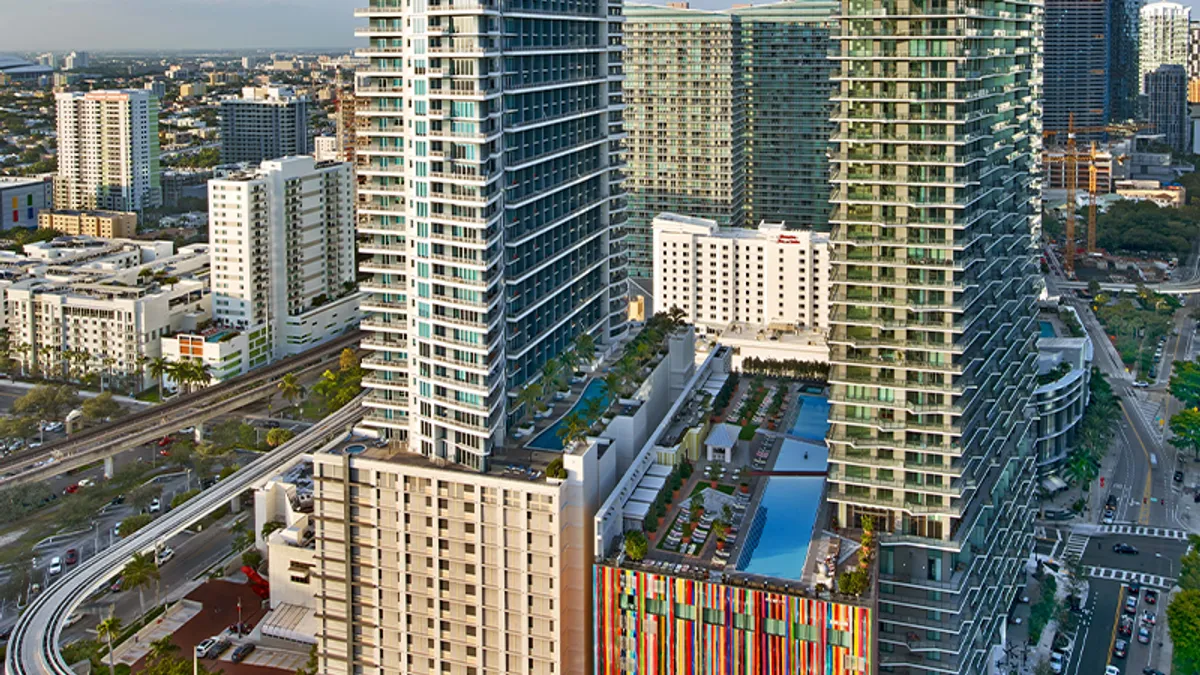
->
<box><xmin>1063</xmin><ymin>533</ymin><xmax>1090</xmax><ymax>563</ymax></box>
<box><xmin>1085</xmin><ymin>565</ymin><xmax>1176</xmax><ymax>589</ymax></box>
<box><xmin>1097</xmin><ymin>524</ymin><xmax>1192</xmax><ymax>540</ymax></box>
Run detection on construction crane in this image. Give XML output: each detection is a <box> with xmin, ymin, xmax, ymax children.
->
<box><xmin>1042</xmin><ymin>114</ymin><xmax>1142</xmax><ymax>277</ymax></box>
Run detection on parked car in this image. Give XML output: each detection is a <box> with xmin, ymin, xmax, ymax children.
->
<box><xmin>110</xmin><ymin>577</ymin><xmax>123</xmax><ymax>593</ymax></box>
<box><xmin>231</xmin><ymin>643</ymin><xmax>256</xmax><ymax>663</ymax></box>
<box><xmin>210</xmin><ymin>639</ymin><xmax>231</xmax><ymax>658</ymax></box>
<box><xmin>110</xmin><ymin>494</ymin><xmax>125</xmax><ymax>505</ymax></box>
<box><xmin>1049</xmin><ymin>652</ymin><xmax>1064</xmax><ymax>674</ymax></box>
<box><xmin>77</xmin><ymin>478</ymin><xmax>94</xmax><ymax>488</ymax></box>
<box><xmin>1113</xmin><ymin>639</ymin><xmax>1128</xmax><ymax>658</ymax></box>
<box><xmin>1119</xmin><ymin>616</ymin><xmax>1134</xmax><ymax>637</ymax></box>
<box><xmin>1106</xmin><ymin>494</ymin><xmax>1119</xmax><ymax>507</ymax></box>
<box><xmin>64</xmin><ymin>549</ymin><xmax>78</xmax><ymax>565</ymax></box>
<box><xmin>1106</xmin><ymin>667</ymin><xmax>1121</xmax><ymax>675</ymax></box>
<box><xmin>1176</xmin><ymin>470</ymin><xmax>1185</xmax><ymax>483</ymax></box>
<box><xmin>1125</xmin><ymin>596</ymin><xmax>1138</xmax><ymax>614</ymax></box>
<box><xmin>195</xmin><ymin>638</ymin><xmax>219</xmax><ymax>659</ymax></box>
<box><xmin>1142</xmin><ymin>610</ymin><xmax>1156</xmax><ymax>625</ymax></box>
<box><xmin>112</xmin><ymin>521</ymin><xmax>123</xmax><ymax>537</ymax></box>
<box><xmin>156</xmin><ymin>547</ymin><xmax>174</xmax><ymax>565</ymax></box>
<box><xmin>1133</xmin><ymin>380</ymin><xmax>1150</xmax><ymax>388</ymax></box>
<box><xmin>157</xmin><ymin>436</ymin><xmax>173</xmax><ymax>448</ymax></box>
<box><xmin>1146</xmin><ymin>589</ymin><xmax>1158</xmax><ymax>605</ymax></box>
<box><xmin>1138</xmin><ymin>626</ymin><xmax>1152</xmax><ymax>644</ymax></box>
<box><xmin>47</xmin><ymin>557</ymin><xmax>62</xmax><ymax>575</ymax></box>
<box><xmin>62</xmin><ymin>484</ymin><xmax>78</xmax><ymax>495</ymax></box>
<box><xmin>1114</xmin><ymin>543</ymin><xmax>1139</xmax><ymax>555</ymax></box>
<box><xmin>148</xmin><ymin>497</ymin><xmax>161</xmax><ymax>513</ymax></box>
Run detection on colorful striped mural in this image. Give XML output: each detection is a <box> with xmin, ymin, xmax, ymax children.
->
<box><xmin>594</xmin><ymin>565</ymin><xmax>873</xmax><ymax>675</ymax></box>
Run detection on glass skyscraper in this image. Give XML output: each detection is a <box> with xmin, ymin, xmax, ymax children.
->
<box><xmin>826</xmin><ymin>0</ymin><xmax>1042</xmax><ymax>671</ymax></box>
<box><xmin>355</xmin><ymin>0</ymin><xmax>629</xmax><ymax>470</ymax></box>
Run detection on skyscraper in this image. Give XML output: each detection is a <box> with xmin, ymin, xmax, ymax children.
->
<box><xmin>827</xmin><ymin>0</ymin><xmax>1040</xmax><ymax>672</ymax></box>
<box><xmin>1139</xmin><ymin>1</ymin><xmax>1191</xmax><ymax>94</ymax></box>
<box><xmin>1145</xmin><ymin>63</ymin><xmax>1191</xmax><ymax>151</ymax></box>
<box><xmin>622</xmin><ymin>1</ymin><xmax>836</xmax><ymax>277</ymax></box>
<box><xmin>354</xmin><ymin>0</ymin><xmax>628</xmax><ymax>466</ymax></box>
<box><xmin>1044</xmin><ymin>0</ymin><xmax>1110</xmax><ymax>138</ymax></box>
<box><xmin>54</xmin><ymin>90</ymin><xmax>162</xmax><ymax>213</ymax></box>
<box><xmin>219</xmin><ymin>86</ymin><xmax>312</xmax><ymax>164</ymax></box>
<box><xmin>1111</xmin><ymin>0</ymin><xmax>1142</xmax><ymax>120</ymax></box>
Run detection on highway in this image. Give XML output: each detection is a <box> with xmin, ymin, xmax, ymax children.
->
<box><xmin>0</xmin><ymin>330</ymin><xmax>360</xmax><ymax>487</ymax></box>
<box><xmin>3</xmin><ymin>395</ymin><xmax>364</xmax><ymax>675</ymax></box>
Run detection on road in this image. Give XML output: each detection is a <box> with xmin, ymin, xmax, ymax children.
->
<box><xmin>4</xmin><ymin>396</ymin><xmax>364</xmax><ymax>675</ymax></box>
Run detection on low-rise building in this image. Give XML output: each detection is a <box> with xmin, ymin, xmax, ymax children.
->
<box><xmin>0</xmin><ymin>176</ymin><xmax>53</xmax><ymax>229</ymax></box>
<box><xmin>1114</xmin><ymin>179</ymin><xmax>1188</xmax><ymax>207</ymax></box>
<box><xmin>652</xmin><ymin>213</ymin><xmax>831</xmax><ymax>336</ymax></box>
<box><xmin>1034</xmin><ymin>306</ymin><xmax>1095</xmax><ymax>480</ymax></box>
<box><xmin>38</xmin><ymin>210</ymin><xmax>137</xmax><ymax>238</ymax></box>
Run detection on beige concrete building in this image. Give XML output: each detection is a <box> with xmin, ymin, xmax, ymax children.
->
<box><xmin>652</xmin><ymin>213</ymin><xmax>831</xmax><ymax>335</ymax></box>
<box><xmin>38</xmin><ymin>210</ymin><xmax>137</xmax><ymax>238</ymax></box>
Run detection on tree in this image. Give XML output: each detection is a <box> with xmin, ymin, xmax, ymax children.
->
<box><xmin>1086</xmin><ymin>279</ymin><xmax>1102</xmax><ymax>296</ymax></box>
<box><xmin>515</xmin><ymin>383</ymin><xmax>542</xmax><ymax>425</ymax></box>
<box><xmin>545</xmin><ymin>456</ymin><xmax>567</xmax><ymax>479</ymax></box>
<box><xmin>1170</xmin><ymin>589</ymin><xmax>1200</xmax><ymax>673</ymax></box>
<box><xmin>0</xmin><ymin>416</ymin><xmax>39</xmax><ymax>440</ymax></box>
<box><xmin>338</xmin><ymin>347</ymin><xmax>360</xmax><ymax>373</ymax></box>
<box><xmin>575</xmin><ymin>333</ymin><xmax>596</xmax><ymax>363</ymax></box>
<box><xmin>12</xmin><ymin>384</ymin><xmax>79</xmax><ymax>419</ymax></box>
<box><xmin>296</xmin><ymin>643</ymin><xmax>319</xmax><ymax>675</ymax></box>
<box><xmin>147</xmin><ymin>635</ymin><xmax>180</xmax><ymax>664</ymax></box>
<box><xmin>119</xmin><ymin>513</ymin><xmax>153</xmax><ymax>538</ymax></box>
<box><xmin>96</xmin><ymin>614</ymin><xmax>123</xmax><ymax>675</ymax></box>
<box><xmin>555</xmin><ymin>412</ymin><xmax>589</xmax><ymax>449</ymax></box>
<box><xmin>266</xmin><ymin>427</ymin><xmax>295</xmax><ymax>447</ymax></box>
<box><xmin>170</xmin><ymin>489</ymin><xmax>201</xmax><ymax>509</ymax></box>
<box><xmin>262</xmin><ymin>520</ymin><xmax>286</xmax><ymax>540</ymax></box>
<box><xmin>1170</xmin><ymin>407</ymin><xmax>1200</xmax><ymax>459</ymax></box>
<box><xmin>81</xmin><ymin>391</ymin><xmax>123</xmax><ymax>421</ymax></box>
<box><xmin>130</xmin><ymin>484</ymin><xmax>161</xmax><ymax>512</ymax></box>
<box><xmin>277</xmin><ymin>372</ymin><xmax>305</xmax><ymax>407</ymax></box>
<box><xmin>624</xmin><ymin>530</ymin><xmax>648</xmax><ymax>561</ymax></box>
<box><xmin>148</xmin><ymin>356</ymin><xmax>171</xmax><ymax>396</ymax></box>
<box><xmin>1171</xmin><ymin>359</ymin><xmax>1200</xmax><ymax>409</ymax></box>
<box><xmin>1179</xmin><ymin>534</ymin><xmax>1200</xmax><ymax>590</ymax></box>
<box><xmin>602</xmin><ymin>371</ymin><xmax>624</xmax><ymax>400</ymax></box>
<box><xmin>122</xmin><ymin>551</ymin><xmax>157</xmax><ymax>618</ymax></box>
<box><xmin>838</xmin><ymin>568</ymin><xmax>869</xmax><ymax>596</ymax></box>
<box><xmin>243</xmin><ymin>548</ymin><xmax>263</xmax><ymax>569</ymax></box>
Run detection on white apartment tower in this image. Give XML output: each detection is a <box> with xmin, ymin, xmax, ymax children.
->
<box><xmin>208</xmin><ymin>156</ymin><xmax>356</xmax><ymax>360</ymax></box>
<box><xmin>1140</xmin><ymin>1</ymin><xmax>1192</xmax><ymax>92</ymax></box>
<box><xmin>354</xmin><ymin>0</ymin><xmax>630</xmax><ymax>469</ymax></box>
<box><xmin>652</xmin><ymin>213</ymin><xmax>831</xmax><ymax>334</ymax></box>
<box><xmin>54</xmin><ymin>90</ymin><xmax>162</xmax><ymax>213</ymax></box>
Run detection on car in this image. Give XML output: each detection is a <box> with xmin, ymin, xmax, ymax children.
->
<box><xmin>62</xmin><ymin>484</ymin><xmax>78</xmax><ymax>494</ymax></box>
<box><xmin>264</xmin><ymin>420</ymin><xmax>280</xmax><ymax>429</ymax></box>
<box><xmin>112</xmin><ymin>521</ymin><xmax>123</xmax><ymax>537</ymax></box>
<box><xmin>158</xmin><ymin>449</ymin><xmax>170</xmax><ymax>457</ymax></box>
<box><xmin>64</xmin><ymin>611</ymin><xmax>84</xmax><ymax>628</ymax></box>
<box><xmin>148</xmin><ymin>498</ymin><xmax>161</xmax><ymax>513</ymax></box>
<box><xmin>231</xmin><ymin>643</ymin><xmax>256</xmax><ymax>663</ymax></box>
<box><xmin>1113</xmin><ymin>639</ymin><xmax>1128</xmax><ymax>658</ymax></box>
<box><xmin>28</xmin><ymin>442</ymin><xmax>41</xmax><ymax>449</ymax></box>
<box><xmin>1107</xmin><ymin>494</ymin><xmax>1119</xmax><ymax>507</ymax></box>
<box><xmin>1049</xmin><ymin>652</ymin><xmax>1064</xmax><ymax>674</ymax></box>
<box><xmin>48</xmin><ymin>557</ymin><xmax>62</xmax><ymax>575</ymax></box>
<box><xmin>1125</xmin><ymin>596</ymin><xmax>1139</xmax><ymax>614</ymax></box>
<box><xmin>78</xmin><ymin>478</ymin><xmax>94</xmax><ymax>488</ymax></box>
<box><xmin>110</xmin><ymin>577</ymin><xmax>123</xmax><ymax>593</ymax></box>
<box><xmin>110</xmin><ymin>494</ymin><xmax>125</xmax><ymax>505</ymax></box>
<box><xmin>46</xmin><ymin>422</ymin><xmax>63</xmax><ymax>433</ymax></box>
<box><xmin>1142</xmin><ymin>610</ymin><xmax>1157</xmax><ymax>625</ymax></box>
<box><xmin>1138</xmin><ymin>626</ymin><xmax>1152</xmax><ymax>644</ymax></box>
<box><xmin>194</xmin><ymin>638</ymin><xmax>219</xmax><ymax>659</ymax></box>
<box><xmin>1144</xmin><ymin>668</ymin><xmax>1168</xmax><ymax>675</ymax></box>
<box><xmin>157</xmin><ymin>436</ymin><xmax>173</xmax><ymax>448</ymax></box>
<box><xmin>1106</xmin><ymin>666</ymin><xmax>1121</xmax><ymax>675</ymax></box>
<box><xmin>1103</xmin><ymin>509</ymin><xmax>1115</xmax><ymax>525</ymax></box>
<box><xmin>64</xmin><ymin>549</ymin><xmax>78</xmax><ymax>565</ymax></box>
<box><xmin>1129</xmin><ymin>581</ymin><xmax>1141</xmax><ymax>596</ymax></box>
<box><xmin>201</xmin><ymin>477</ymin><xmax>217</xmax><ymax>489</ymax></box>
<box><xmin>179</xmin><ymin>426</ymin><xmax>195</xmax><ymax>434</ymax></box>
<box><xmin>210</xmin><ymin>639</ymin><xmax>232</xmax><ymax>657</ymax></box>
<box><xmin>1176</xmin><ymin>470</ymin><xmax>1185</xmax><ymax>483</ymax></box>
<box><xmin>1119</xmin><ymin>616</ymin><xmax>1134</xmax><ymax>637</ymax></box>
<box><xmin>1133</xmin><ymin>380</ymin><xmax>1150</xmax><ymax>388</ymax></box>
<box><xmin>156</xmin><ymin>547</ymin><xmax>174</xmax><ymax>565</ymax></box>
<box><xmin>1114</xmin><ymin>543</ymin><xmax>1139</xmax><ymax>555</ymax></box>
<box><xmin>1146</xmin><ymin>589</ymin><xmax>1158</xmax><ymax>604</ymax></box>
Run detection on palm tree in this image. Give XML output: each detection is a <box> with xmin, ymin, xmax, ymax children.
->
<box><xmin>123</xmin><ymin>551</ymin><xmax>157</xmax><ymax>618</ymax></box>
<box><xmin>555</xmin><ymin>412</ymin><xmax>589</xmax><ymax>450</ymax></box>
<box><xmin>147</xmin><ymin>635</ymin><xmax>179</xmax><ymax>663</ymax></box>
<box><xmin>556</xmin><ymin>349</ymin><xmax>576</xmax><ymax>379</ymax></box>
<box><xmin>186</xmin><ymin>360</ymin><xmax>212</xmax><ymax>391</ymax></box>
<box><xmin>278</xmin><ymin>372</ymin><xmax>305</xmax><ymax>407</ymax></box>
<box><xmin>515</xmin><ymin>383</ymin><xmax>543</xmax><ymax>425</ymax></box>
<box><xmin>543</xmin><ymin>358</ymin><xmax>563</xmax><ymax>393</ymax></box>
<box><xmin>10</xmin><ymin>341</ymin><xmax>29</xmax><ymax>377</ymax></box>
<box><xmin>148</xmin><ymin>356</ymin><xmax>170</xmax><ymax>397</ymax></box>
<box><xmin>38</xmin><ymin>344</ymin><xmax>57</xmax><ymax>377</ymax></box>
<box><xmin>165</xmin><ymin>360</ymin><xmax>187</xmax><ymax>394</ymax></box>
<box><xmin>666</xmin><ymin>305</ymin><xmax>687</xmax><ymax>328</ymax></box>
<box><xmin>583</xmin><ymin>394</ymin><xmax>607</xmax><ymax>426</ymax></box>
<box><xmin>602</xmin><ymin>371</ymin><xmax>624</xmax><ymax>400</ymax></box>
<box><xmin>96</xmin><ymin>613</ymin><xmax>123</xmax><ymax>675</ymax></box>
<box><xmin>575</xmin><ymin>333</ymin><xmax>596</xmax><ymax>364</ymax></box>
<box><xmin>101</xmin><ymin>356</ymin><xmax>117</xmax><ymax>392</ymax></box>
<box><xmin>134</xmin><ymin>354</ymin><xmax>150</xmax><ymax>393</ymax></box>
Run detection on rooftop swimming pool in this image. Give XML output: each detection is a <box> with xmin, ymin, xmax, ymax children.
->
<box><xmin>525</xmin><ymin>379</ymin><xmax>609</xmax><ymax>451</ymax></box>
<box><xmin>1039</xmin><ymin>321</ymin><xmax>1056</xmax><ymax>338</ymax></box>
<box><xmin>738</xmin><ymin>394</ymin><xmax>830</xmax><ymax>581</ymax></box>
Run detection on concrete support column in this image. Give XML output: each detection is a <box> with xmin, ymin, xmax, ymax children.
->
<box><xmin>104</xmin><ymin>456</ymin><xmax>115</xmax><ymax>479</ymax></box>
<box><xmin>229</xmin><ymin>493</ymin><xmax>242</xmax><ymax>513</ymax></box>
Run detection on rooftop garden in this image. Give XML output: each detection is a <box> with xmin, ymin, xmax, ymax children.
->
<box><xmin>1036</xmin><ymin>361</ymin><xmax>1073</xmax><ymax>386</ymax></box>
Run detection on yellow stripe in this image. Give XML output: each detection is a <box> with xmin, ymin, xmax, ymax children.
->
<box><xmin>1106</xmin><ymin>585</ymin><xmax>1126</xmax><ymax>667</ymax></box>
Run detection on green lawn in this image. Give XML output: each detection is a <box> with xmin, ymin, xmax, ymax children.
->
<box><xmin>689</xmin><ymin>482</ymin><xmax>736</xmax><ymax>499</ymax></box>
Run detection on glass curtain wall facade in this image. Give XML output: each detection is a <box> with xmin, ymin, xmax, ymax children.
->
<box><xmin>1044</xmin><ymin>0</ymin><xmax>1110</xmax><ymax>140</ymax></box>
<box><xmin>826</xmin><ymin>0</ymin><xmax>1042</xmax><ymax>670</ymax></box>
<box><xmin>356</xmin><ymin>0</ymin><xmax>629</xmax><ymax>470</ymax></box>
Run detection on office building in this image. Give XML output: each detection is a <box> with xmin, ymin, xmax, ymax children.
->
<box><xmin>622</xmin><ymin>2</ymin><xmax>837</xmax><ymax>277</ymax></box>
<box><xmin>219</xmin><ymin>86</ymin><xmax>311</xmax><ymax>164</ymax></box>
<box><xmin>1112</xmin><ymin>0</ymin><xmax>1141</xmax><ymax>120</ymax></box>
<box><xmin>36</xmin><ymin>53</ymin><xmax>57</xmax><ymax>69</ymax></box>
<box><xmin>353</xmin><ymin>0</ymin><xmax>629</xmax><ymax>464</ymax></box>
<box><xmin>161</xmin><ymin>156</ymin><xmax>358</xmax><ymax>383</ymax></box>
<box><xmin>54</xmin><ymin>90</ymin><xmax>162</xmax><ymax>213</ymax></box>
<box><xmin>827</xmin><ymin>0</ymin><xmax>1041</xmax><ymax>671</ymax></box>
<box><xmin>1139</xmin><ymin>1</ymin><xmax>1191</xmax><ymax>93</ymax></box>
<box><xmin>1044</xmin><ymin>0</ymin><xmax>1109</xmax><ymax>138</ymax></box>
<box><xmin>38</xmin><ymin>210</ymin><xmax>137</xmax><ymax>238</ymax></box>
<box><xmin>1145</xmin><ymin>63</ymin><xmax>1191</xmax><ymax>152</ymax></box>
<box><xmin>144</xmin><ymin>80</ymin><xmax>166</xmax><ymax>99</ymax></box>
<box><xmin>6</xmin><ymin>240</ymin><xmax>209</xmax><ymax>391</ymax></box>
<box><xmin>63</xmin><ymin>51</ymin><xmax>88</xmax><ymax>70</ymax></box>
<box><xmin>652</xmin><ymin>213</ymin><xmax>830</xmax><ymax>335</ymax></box>
<box><xmin>0</xmin><ymin>176</ymin><xmax>53</xmax><ymax>229</ymax></box>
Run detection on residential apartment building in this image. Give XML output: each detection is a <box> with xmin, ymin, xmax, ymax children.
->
<box><xmin>1112</xmin><ymin>0</ymin><xmax>1142</xmax><ymax>119</ymax></box>
<box><xmin>1145</xmin><ymin>64</ymin><xmax>1192</xmax><ymax>152</ymax></box>
<box><xmin>1044</xmin><ymin>0</ymin><xmax>1109</xmax><ymax>139</ymax></box>
<box><xmin>827</xmin><ymin>0</ymin><xmax>1041</xmax><ymax>672</ymax></box>
<box><xmin>54</xmin><ymin>90</ymin><xmax>162</xmax><ymax>213</ymax></box>
<box><xmin>63</xmin><ymin>51</ymin><xmax>88</xmax><ymax>70</ymax></box>
<box><xmin>1139</xmin><ymin>1</ymin><xmax>1191</xmax><ymax>94</ymax></box>
<box><xmin>0</xmin><ymin>176</ymin><xmax>53</xmax><ymax>229</ymax></box>
<box><xmin>1190</xmin><ymin>21</ymin><xmax>1200</xmax><ymax>98</ymax></box>
<box><xmin>314</xmin><ymin>136</ymin><xmax>340</xmax><ymax>162</ymax></box>
<box><xmin>652</xmin><ymin>213</ymin><xmax>830</xmax><ymax>334</ymax></box>
<box><xmin>1034</xmin><ymin>307</ymin><xmax>1094</xmax><ymax>477</ymax></box>
<box><xmin>5</xmin><ymin>241</ymin><xmax>209</xmax><ymax>390</ymax></box>
<box><xmin>353</xmin><ymin>0</ymin><xmax>629</xmax><ymax>465</ymax></box>
<box><xmin>162</xmin><ymin>156</ymin><xmax>358</xmax><ymax>382</ymax></box>
<box><xmin>622</xmin><ymin>1</ymin><xmax>836</xmax><ymax>277</ymax></box>
<box><xmin>38</xmin><ymin>210</ymin><xmax>137</xmax><ymax>238</ymax></box>
<box><xmin>219</xmin><ymin>86</ymin><xmax>312</xmax><ymax>164</ymax></box>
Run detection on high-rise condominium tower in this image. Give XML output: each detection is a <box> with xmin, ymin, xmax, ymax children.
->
<box><xmin>1145</xmin><ymin>64</ymin><xmax>1191</xmax><ymax>152</ymax></box>
<box><xmin>219</xmin><ymin>86</ymin><xmax>312</xmax><ymax>164</ymax></box>
<box><xmin>1139</xmin><ymin>1</ymin><xmax>1191</xmax><ymax>94</ymax></box>
<box><xmin>54</xmin><ymin>90</ymin><xmax>162</xmax><ymax>212</ymax></box>
<box><xmin>622</xmin><ymin>1</ymin><xmax>836</xmax><ymax>277</ymax></box>
<box><xmin>1044</xmin><ymin>0</ymin><xmax>1109</xmax><ymax>139</ymax></box>
<box><xmin>826</xmin><ymin>0</ymin><xmax>1041</xmax><ymax>671</ymax></box>
<box><xmin>354</xmin><ymin>0</ymin><xmax>628</xmax><ymax>467</ymax></box>
<box><xmin>1111</xmin><ymin>0</ymin><xmax>1142</xmax><ymax>120</ymax></box>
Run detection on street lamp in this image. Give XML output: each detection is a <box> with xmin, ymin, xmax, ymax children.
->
<box><xmin>1156</xmin><ymin>552</ymin><xmax>1176</xmax><ymax>580</ymax></box>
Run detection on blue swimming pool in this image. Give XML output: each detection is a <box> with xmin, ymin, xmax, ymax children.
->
<box><xmin>525</xmin><ymin>379</ymin><xmax>609</xmax><ymax>451</ymax></box>
<box><xmin>789</xmin><ymin>394</ymin><xmax>830</xmax><ymax>442</ymax></box>
<box><xmin>738</xmin><ymin>441</ymin><xmax>826</xmax><ymax>581</ymax></box>
<box><xmin>1039</xmin><ymin>321</ymin><xmax>1056</xmax><ymax>338</ymax></box>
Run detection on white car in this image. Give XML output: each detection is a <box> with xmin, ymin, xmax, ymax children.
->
<box><xmin>112</xmin><ymin>521</ymin><xmax>123</xmax><ymax>537</ymax></box>
<box><xmin>148</xmin><ymin>498</ymin><xmax>161</xmax><ymax>513</ymax></box>
<box><xmin>156</xmin><ymin>547</ymin><xmax>175</xmax><ymax>565</ymax></box>
<box><xmin>1049</xmin><ymin>652</ymin><xmax>1064</xmax><ymax>674</ymax></box>
<box><xmin>1133</xmin><ymin>381</ymin><xmax>1150</xmax><ymax>388</ymax></box>
<box><xmin>195</xmin><ymin>637</ymin><xmax>218</xmax><ymax>659</ymax></box>
<box><xmin>78</xmin><ymin>478</ymin><xmax>94</xmax><ymax>488</ymax></box>
<box><xmin>1105</xmin><ymin>668</ymin><xmax>1120</xmax><ymax>675</ymax></box>
<box><xmin>48</xmin><ymin>557</ymin><xmax>62</xmax><ymax>575</ymax></box>
<box><xmin>64</xmin><ymin>611</ymin><xmax>84</xmax><ymax>628</ymax></box>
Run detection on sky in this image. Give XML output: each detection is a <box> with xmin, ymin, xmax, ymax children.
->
<box><xmin>5</xmin><ymin>0</ymin><xmax>744</xmax><ymax>52</ymax></box>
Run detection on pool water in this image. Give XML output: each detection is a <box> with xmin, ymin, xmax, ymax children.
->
<box><xmin>1039</xmin><ymin>321</ymin><xmax>1056</xmax><ymax>338</ymax></box>
<box><xmin>789</xmin><ymin>394</ymin><xmax>831</xmax><ymax>442</ymax></box>
<box><xmin>738</xmin><ymin>443</ymin><xmax>826</xmax><ymax>581</ymax></box>
<box><xmin>525</xmin><ymin>379</ymin><xmax>609</xmax><ymax>451</ymax></box>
